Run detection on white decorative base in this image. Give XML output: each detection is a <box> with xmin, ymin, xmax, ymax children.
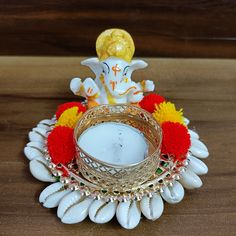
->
<box><xmin>24</xmin><ymin>116</ymin><xmax>209</xmax><ymax>229</ymax></box>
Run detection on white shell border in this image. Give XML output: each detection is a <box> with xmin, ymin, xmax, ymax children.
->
<box><xmin>24</xmin><ymin>116</ymin><xmax>209</xmax><ymax>229</ymax></box>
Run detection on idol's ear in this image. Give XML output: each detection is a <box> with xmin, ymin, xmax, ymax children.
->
<box><xmin>129</xmin><ymin>59</ymin><xmax>148</xmax><ymax>72</ymax></box>
<box><xmin>81</xmin><ymin>57</ymin><xmax>102</xmax><ymax>77</ymax></box>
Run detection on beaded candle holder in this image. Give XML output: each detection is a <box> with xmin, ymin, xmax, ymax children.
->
<box><xmin>24</xmin><ymin>28</ymin><xmax>209</xmax><ymax>229</ymax></box>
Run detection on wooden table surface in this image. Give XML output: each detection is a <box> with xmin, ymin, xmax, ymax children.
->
<box><xmin>0</xmin><ymin>57</ymin><xmax>235</xmax><ymax>236</ymax></box>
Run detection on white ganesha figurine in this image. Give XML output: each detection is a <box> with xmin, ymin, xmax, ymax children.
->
<box><xmin>70</xmin><ymin>28</ymin><xmax>155</xmax><ymax>107</ymax></box>
<box><xmin>70</xmin><ymin>57</ymin><xmax>154</xmax><ymax>106</ymax></box>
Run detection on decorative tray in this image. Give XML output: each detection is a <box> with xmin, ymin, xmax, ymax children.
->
<box><xmin>24</xmin><ymin>28</ymin><xmax>209</xmax><ymax>229</ymax></box>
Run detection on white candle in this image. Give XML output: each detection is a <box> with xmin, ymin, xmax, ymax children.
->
<box><xmin>78</xmin><ymin>122</ymin><xmax>148</xmax><ymax>165</ymax></box>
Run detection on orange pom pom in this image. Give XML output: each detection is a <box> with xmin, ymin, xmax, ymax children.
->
<box><xmin>56</xmin><ymin>102</ymin><xmax>86</xmax><ymax>120</ymax></box>
<box><xmin>161</xmin><ymin>121</ymin><xmax>190</xmax><ymax>161</ymax></box>
<box><xmin>47</xmin><ymin>126</ymin><xmax>76</xmax><ymax>165</ymax></box>
<box><xmin>139</xmin><ymin>93</ymin><xmax>165</xmax><ymax>113</ymax></box>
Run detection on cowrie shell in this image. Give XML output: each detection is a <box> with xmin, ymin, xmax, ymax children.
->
<box><xmin>39</xmin><ymin>119</ymin><xmax>55</xmax><ymax>126</ymax></box>
<box><xmin>37</xmin><ymin>123</ymin><xmax>51</xmax><ymax>130</ymax></box>
<box><xmin>190</xmin><ymin>139</ymin><xmax>209</xmax><ymax>159</ymax></box>
<box><xmin>27</xmin><ymin>141</ymin><xmax>44</xmax><ymax>150</ymax></box>
<box><xmin>140</xmin><ymin>193</ymin><xmax>164</xmax><ymax>220</ymax></box>
<box><xmin>161</xmin><ymin>181</ymin><xmax>184</xmax><ymax>204</ymax></box>
<box><xmin>61</xmin><ymin>197</ymin><xmax>93</xmax><ymax>224</ymax></box>
<box><xmin>179</xmin><ymin>169</ymin><xmax>202</xmax><ymax>189</ymax></box>
<box><xmin>188</xmin><ymin>155</ymin><xmax>208</xmax><ymax>175</ymax></box>
<box><xmin>24</xmin><ymin>142</ymin><xmax>44</xmax><ymax>160</ymax></box>
<box><xmin>188</xmin><ymin>129</ymin><xmax>199</xmax><ymax>140</ymax></box>
<box><xmin>39</xmin><ymin>182</ymin><xmax>71</xmax><ymax>208</ymax></box>
<box><xmin>57</xmin><ymin>191</ymin><xmax>83</xmax><ymax>219</ymax></box>
<box><xmin>116</xmin><ymin>200</ymin><xmax>141</xmax><ymax>229</ymax></box>
<box><xmin>29</xmin><ymin>158</ymin><xmax>55</xmax><ymax>182</ymax></box>
<box><xmin>89</xmin><ymin>199</ymin><xmax>117</xmax><ymax>223</ymax></box>
<box><xmin>29</xmin><ymin>128</ymin><xmax>47</xmax><ymax>143</ymax></box>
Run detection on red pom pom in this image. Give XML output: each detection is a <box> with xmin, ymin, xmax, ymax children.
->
<box><xmin>56</xmin><ymin>102</ymin><xmax>86</xmax><ymax>120</ymax></box>
<box><xmin>139</xmin><ymin>93</ymin><xmax>166</xmax><ymax>113</ymax></box>
<box><xmin>161</xmin><ymin>121</ymin><xmax>190</xmax><ymax>161</ymax></box>
<box><xmin>47</xmin><ymin>126</ymin><xmax>76</xmax><ymax>165</ymax></box>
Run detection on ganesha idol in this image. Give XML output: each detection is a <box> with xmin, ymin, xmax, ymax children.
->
<box><xmin>70</xmin><ymin>28</ymin><xmax>155</xmax><ymax>107</ymax></box>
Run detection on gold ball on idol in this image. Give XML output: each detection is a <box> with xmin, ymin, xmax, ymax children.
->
<box><xmin>96</xmin><ymin>28</ymin><xmax>135</xmax><ymax>62</ymax></box>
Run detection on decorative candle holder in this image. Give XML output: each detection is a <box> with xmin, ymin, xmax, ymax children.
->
<box><xmin>74</xmin><ymin>104</ymin><xmax>162</xmax><ymax>191</ymax></box>
<box><xmin>24</xmin><ymin>28</ymin><xmax>209</xmax><ymax>229</ymax></box>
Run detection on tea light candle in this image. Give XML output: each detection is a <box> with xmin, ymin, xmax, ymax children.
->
<box><xmin>78</xmin><ymin>122</ymin><xmax>148</xmax><ymax>165</ymax></box>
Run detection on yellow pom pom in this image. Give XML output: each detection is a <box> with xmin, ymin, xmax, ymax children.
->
<box><xmin>56</xmin><ymin>107</ymin><xmax>82</xmax><ymax>128</ymax></box>
<box><xmin>152</xmin><ymin>102</ymin><xmax>184</xmax><ymax>125</ymax></box>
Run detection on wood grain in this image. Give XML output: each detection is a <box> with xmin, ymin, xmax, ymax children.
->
<box><xmin>0</xmin><ymin>1</ymin><xmax>236</xmax><ymax>57</ymax></box>
<box><xmin>0</xmin><ymin>56</ymin><xmax>236</xmax><ymax>235</ymax></box>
